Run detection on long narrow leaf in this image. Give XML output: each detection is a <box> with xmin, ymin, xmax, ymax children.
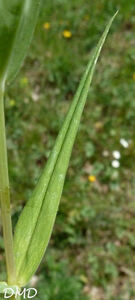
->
<box><xmin>14</xmin><ymin>12</ymin><xmax>118</xmax><ymax>287</ymax></box>
<box><xmin>0</xmin><ymin>0</ymin><xmax>40</xmax><ymax>85</ymax></box>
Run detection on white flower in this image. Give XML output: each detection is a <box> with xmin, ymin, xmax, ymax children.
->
<box><xmin>111</xmin><ymin>160</ymin><xmax>120</xmax><ymax>168</ymax></box>
<box><xmin>112</xmin><ymin>150</ymin><xmax>121</xmax><ymax>159</ymax></box>
<box><xmin>120</xmin><ymin>138</ymin><xmax>128</xmax><ymax>148</ymax></box>
<box><xmin>31</xmin><ymin>92</ymin><xmax>39</xmax><ymax>102</ymax></box>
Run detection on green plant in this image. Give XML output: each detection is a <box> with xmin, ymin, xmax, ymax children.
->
<box><xmin>0</xmin><ymin>2</ymin><xmax>117</xmax><ymax>298</ymax></box>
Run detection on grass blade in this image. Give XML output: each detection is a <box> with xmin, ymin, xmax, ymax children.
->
<box><xmin>0</xmin><ymin>0</ymin><xmax>40</xmax><ymax>84</ymax></box>
<box><xmin>14</xmin><ymin>12</ymin><xmax>118</xmax><ymax>287</ymax></box>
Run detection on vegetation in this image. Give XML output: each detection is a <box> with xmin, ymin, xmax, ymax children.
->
<box><xmin>0</xmin><ymin>0</ymin><xmax>135</xmax><ymax>299</ymax></box>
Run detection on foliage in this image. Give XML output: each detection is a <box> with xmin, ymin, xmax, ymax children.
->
<box><xmin>1</xmin><ymin>0</ymin><xmax>135</xmax><ymax>299</ymax></box>
<box><xmin>13</xmin><ymin>15</ymin><xmax>115</xmax><ymax>287</ymax></box>
<box><xmin>36</xmin><ymin>253</ymin><xmax>88</xmax><ymax>300</ymax></box>
<box><xmin>0</xmin><ymin>0</ymin><xmax>40</xmax><ymax>85</ymax></box>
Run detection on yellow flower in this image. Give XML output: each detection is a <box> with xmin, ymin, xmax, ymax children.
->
<box><xmin>62</xmin><ymin>30</ymin><xmax>72</xmax><ymax>38</ymax></box>
<box><xmin>20</xmin><ymin>76</ymin><xmax>28</xmax><ymax>86</ymax></box>
<box><xmin>9</xmin><ymin>99</ymin><xmax>16</xmax><ymax>107</ymax></box>
<box><xmin>88</xmin><ymin>175</ymin><xmax>96</xmax><ymax>183</ymax></box>
<box><xmin>43</xmin><ymin>22</ymin><xmax>51</xmax><ymax>30</ymax></box>
<box><xmin>79</xmin><ymin>274</ymin><xmax>88</xmax><ymax>283</ymax></box>
<box><xmin>94</xmin><ymin>121</ymin><xmax>103</xmax><ymax>130</ymax></box>
<box><xmin>133</xmin><ymin>73</ymin><xmax>135</xmax><ymax>81</ymax></box>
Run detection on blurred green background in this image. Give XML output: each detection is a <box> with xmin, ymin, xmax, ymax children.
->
<box><xmin>1</xmin><ymin>0</ymin><xmax>135</xmax><ymax>299</ymax></box>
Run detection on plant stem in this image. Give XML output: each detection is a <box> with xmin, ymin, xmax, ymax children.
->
<box><xmin>0</xmin><ymin>84</ymin><xmax>16</xmax><ymax>284</ymax></box>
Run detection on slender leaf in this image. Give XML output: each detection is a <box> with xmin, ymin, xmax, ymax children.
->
<box><xmin>0</xmin><ymin>0</ymin><xmax>40</xmax><ymax>85</ymax></box>
<box><xmin>14</xmin><ymin>12</ymin><xmax>118</xmax><ymax>287</ymax></box>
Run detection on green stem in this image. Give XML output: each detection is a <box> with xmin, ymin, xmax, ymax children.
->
<box><xmin>0</xmin><ymin>84</ymin><xmax>16</xmax><ymax>284</ymax></box>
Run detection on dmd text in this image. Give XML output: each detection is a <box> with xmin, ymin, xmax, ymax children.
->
<box><xmin>4</xmin><ymin>287</ymin><xmax>37</xmax><ymax>298</ymax></box>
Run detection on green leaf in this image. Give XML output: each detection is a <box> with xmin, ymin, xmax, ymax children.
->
<box><xmin>0</xmin><ymin>0</ymin><xmax>40</xmax><ymax>85</ymax></box>
<box><xmin>14</xmin><ymin>12</ymin><xmax>118</xmax><ymax>287</ymax></box>
<box><xmin>0</xmin><ymin>282</ymin><xmax>20</xmax><ymax>295</ymax></box>
<box><xmin>0</xmin><ymin>282</ymin><xmax>7</xmax><ymax>294</ymax></box>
